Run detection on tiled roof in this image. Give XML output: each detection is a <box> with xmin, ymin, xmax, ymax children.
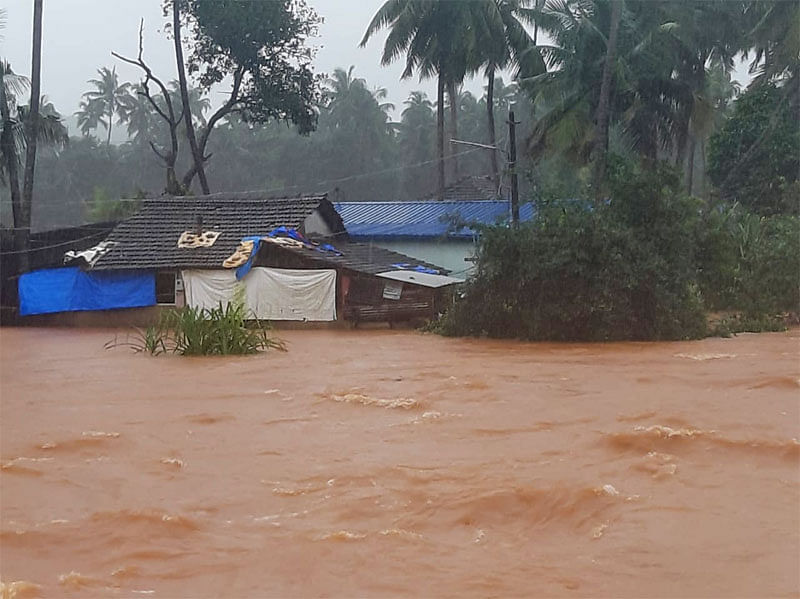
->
<box><xmin>274</xmin><ymin>239</ymin><xmax>450</xmax><ymax>275</ymax></box>
<box><xmin>334</xmin><ymin>200</ymin><xmax>535</xmax><ymax>238</ymax></box>
<box><xmin>92</xmin><ymin>193</ymin><xmax>340</xmax><ymax>270</ymax></box>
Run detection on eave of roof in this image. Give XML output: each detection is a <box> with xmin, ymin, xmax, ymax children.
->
<box><xmin>264</xmin><ymin>239</ymin><xmax>450</xmax><ymax>276</ymax></box>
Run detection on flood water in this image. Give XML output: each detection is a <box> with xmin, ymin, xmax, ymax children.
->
<box><xmin>1</xmin><ymin>327</ymin><xmax>798</xmax><ymax>598</ymax></box>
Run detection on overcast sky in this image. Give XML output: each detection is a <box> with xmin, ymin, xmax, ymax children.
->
<box><xmin>3</xmin><ymin>0</ymin><xmax>752</xmax><ymax>129</ymax></box>
<box><xmin>2</xmin><ymin>0</ymin><xmax>496</xmax><ymax>125</ymax></box>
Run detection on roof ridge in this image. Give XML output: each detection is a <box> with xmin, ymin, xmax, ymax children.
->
<box><xmin>336</xmin><ymin>199</ymin><xmax>510</xmax><ymax>205</ymax></box>
<box><xmin>136</xmin><ymin>194</ymin><xmax>327</xmax><ymax>203</ymax></box>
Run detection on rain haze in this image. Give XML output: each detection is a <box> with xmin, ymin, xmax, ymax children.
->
<box><xmin>2</xmin><ymin>0</ymin><xmax>496</xmax><ymax>125</ymax></box>
<box><xmin>1</xmin><ymin>2</ymin><xmax>797</xmax><ymax>596</ymax></box>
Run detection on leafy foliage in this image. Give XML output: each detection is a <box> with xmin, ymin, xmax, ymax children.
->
<box><xmin>707</xmin><ymin>83</ymin><xmax>800</xmax><ymax>215</ymax></box>
<box><xmin>437</xmin><ymin>158</ymin><xmax>708</xmax><ymax>341</ymax></box>
<box><xmin>178</xmin><ymin>0</ymin><xmax>323</xmax><ymax>133</ymax></box>
<box><xmin>84</xmin><ymin>186</ymin><xmax>140</xmax><ymax>223</ymax></box>
<box><xmin>696</xmin><ymin>205</ymin><xmax>799</xmax><ymax>317</ymax></box>
<box><xmin>107</xmin><ymin>293</ymin><xmax>287</xmax><ymax>356</ymax></box>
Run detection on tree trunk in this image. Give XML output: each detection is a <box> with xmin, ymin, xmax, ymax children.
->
<box><xmin>436</xmin><ymin>72</ymin><xmax>445</xmax><ymax>201</ymax></box>
<box><xmin>699</xmin><ymin>138</ymin><xmax>707</xmax><ymax>200</ymax></box>
<box><xmin>106</xmin><ymin>99</ymin><xmax>113</xmax><ymax>147</ymax></box>
<box><xmin>0</xmin><ymin>70</ymin><xmax>22</xmax><ymax>232</ymax></box>
<box><xmin>172</xmin><ymin>0</ymin><xmax>209</xmax><ymax>195</ymax></box>
<box><xmin>447</xmin><ymin>79</ymin><xmax>459</xmax><ymax>180</ymax></box>
<box><xmin>20</xmin><ymin>0</ymin><xmax>43</xmax><ymax>273</ymax></box>
<box><xmin>590</xmin><ymin>0</ymin><xmax>621</xmax><ymax>200</ymax></box>
<box><xmin>486</xmin><ymin>67</ymin><xmax>499</xmax><ymax>187</ymax></box>
<box><xmin>686</xmin><ymin>135</ymin><xmax>696</xmax><ymax>196</ymax></box>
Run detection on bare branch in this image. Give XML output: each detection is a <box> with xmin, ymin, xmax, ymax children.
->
<box><xmin>149</xmin><ymin>140</ymin><xmax>168</xmax><ymax>162</ymax></box>
<box><xmin>113</xmin><ymin>18</ymin><xmax>183</xmax><ymax>195</ymax></box>
<box><xmin>199</xmin><ymin>67</ymin><xmax>245</xmax><ymax>153</ymax></box>
<box><xmin>182</xmin><ymin>67</ymin><xmax>245</xmax><ymax>188</ymax></box>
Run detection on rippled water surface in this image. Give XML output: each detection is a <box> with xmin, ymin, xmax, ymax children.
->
<box><xmin>1</xmin><ymin>327</ymin><xmax>798</xmax><ymax>597</ymax></box>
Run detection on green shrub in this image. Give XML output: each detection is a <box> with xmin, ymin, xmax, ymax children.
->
<box><xmin>437</xmin><ymin>159</ymin><xmax>707</xmax><ymax>341</ymax></box>
<box><xmin>697</xmin><ymin>205</ymin><xmax>800</xmax><ymax>318</ymax></box>
<box><xmin>707</xmin><ymin>83</ymin><xmax>800</xmax><ymax>216</ymax></box>
<box><xmin>107</xmin><ymin>294</ymin><xmax>286</xmax><ymax>356</ymax></box>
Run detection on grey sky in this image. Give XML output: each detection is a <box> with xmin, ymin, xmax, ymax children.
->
<box><xmin>3</xmin><ymin>0</ymin><xmax>752</xmax><ymax>127</ymax></box>
<box><xmin>2</xmin><ymin>0</ymin><xmax>493</xmax><ymax>124</ymax></box>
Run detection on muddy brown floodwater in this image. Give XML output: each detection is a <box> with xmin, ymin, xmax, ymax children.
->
<box><xmin>1</xmin><ymin>327</ymin><xmax>798</xmax><ymax>598</ymax></box>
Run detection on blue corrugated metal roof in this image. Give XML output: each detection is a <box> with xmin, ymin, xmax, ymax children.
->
<box><xmin>334</xmin><ymin>201</ymin><xmax>535</xmax><ymax>238</ymax></box>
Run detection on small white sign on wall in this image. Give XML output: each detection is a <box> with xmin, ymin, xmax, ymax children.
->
<box><xmin>382</xmin><ymin>280</ymin><xmax>403</xmax><ymax>300</ymax></box>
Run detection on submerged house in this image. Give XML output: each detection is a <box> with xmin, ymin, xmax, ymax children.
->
<box><xmin>17</xmin><ymin>193</ymin><xmax>461</xmax><ymax>325</ymax></box>
<box><xmin>335</xmin><ymin>176</ymin><xmax>534</xmax><ymax>275</ymax></box>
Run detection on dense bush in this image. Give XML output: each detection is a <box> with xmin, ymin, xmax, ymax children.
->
<box><xmin>108</xmin><ymin>293</ymin><xmax>286</xmax><ymax>356</ymax></box>
<box><xmin>437</xmin><ymin>160</ymin><xmax>707</xmax><ymax>341</ymax></box>
<box><xmin>697</xmin><ymin>205</ymin><xmax>799</xmax><ymax>318</ymax></box>
<box><xmin>707</xmin><ymin>83</ymin><xmax>800</xmax><ymax>216</ymax></box>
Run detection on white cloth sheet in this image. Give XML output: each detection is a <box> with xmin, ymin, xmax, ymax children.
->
<box><xmin>182</xmin><ymin>267</ymin><xmax>336</xmax><ymax>321</ymax></box>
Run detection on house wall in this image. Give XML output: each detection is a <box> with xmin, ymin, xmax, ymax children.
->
<box><xmin>365</xmin><ymin>239</ymin><xmax>476</xmax><ymax>277</ymax></box>
<box><xmin>18</xmin><ymin>305</ymin><xmax>167</xmax><ymax>328</ymax></box>
<box><xmin>304</xmin><ymin>210</ymin><xmax>333</xmax><ymax>237</ymax></box>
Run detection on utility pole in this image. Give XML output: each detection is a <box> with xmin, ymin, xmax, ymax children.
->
<box><xmin>20</xmin><ymin>0</ymin><xmax>44</xmax><ymax>273</ymax></box>
<box><xmin>508</xmin><ymin>107</ymin><xmax>520</xmax><ymax>227</ymax></box>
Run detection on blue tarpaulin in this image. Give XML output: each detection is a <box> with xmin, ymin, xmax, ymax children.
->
<box><xmin>234</xmin><ymin>229</ymin><xmax>345</xmax><ymax>280</ymax></box>
<box><xmin>18</xmin><ymin>267</ymin><xmax>156</xmax><ymax>316</ymax></box>
<box><xmin>235</xmin><ymin>235</ymin><xmax>263</xmax><ymax>281</ymax></box>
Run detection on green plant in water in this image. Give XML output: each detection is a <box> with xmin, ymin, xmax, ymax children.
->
<box><xmin>106</xmin><ymin>290</ymin><xmax>286</xmax><ymax>356</ymax></box>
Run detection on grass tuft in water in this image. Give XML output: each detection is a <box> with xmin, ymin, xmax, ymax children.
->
<box><xmin>106</xmin><ymin>292</ymin><xmax>286</xmax><ymax>356</ymax></box>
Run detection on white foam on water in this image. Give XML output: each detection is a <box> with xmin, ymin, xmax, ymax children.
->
<box><xmin>82</xmin><ymin>431</ymin><xmax>121</xmax><ymax>438</ymax></box>
<box><xmin>331</xmin><ymin>393</ymin><xmax>419</xmax><ymax>409</ymax></box>
<box><xmin>673</xmin><ymin>353</ymin><xmax>737</xmax><ymax>361</ymax></box>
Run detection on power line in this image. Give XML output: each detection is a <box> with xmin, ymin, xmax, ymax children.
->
<box><xmin>0</xmin><ymin>230</ymin><xmax>114</xmax><ymax>255</ymax></box>
<box><xmin>0</xmin><ymin>140</ymin><xmax>501</xmax><ymax>208</ymax></box>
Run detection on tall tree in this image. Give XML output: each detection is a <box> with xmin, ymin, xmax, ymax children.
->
<box><xmin>170</xmin><ymin>0</ymin><xmax>209</xmax><ymax>193</ymax></box>
<box><xmin>19</xmin><ymin>0</ymin><xmax>43</xmax><ymax>272</ymax></box>
<box><xmin>75</xmin><ymin>97</ymin><xmax>105</xmax><ymax>137</ymax></box>
<box><xmin>361</xmin><ymin>0</ymin><xmax>480</xmax><ymax>200</ymax></box>
<box><xmin>0</xmin><ymin>61</ymin><xmax>26</xmax><ymax>230</ymax></box>
<box><xmin>589</xmin><ymin>0</ymin><xmax>621</xmax><ymax>197</ymax></box>
<box><xmin>117</xmin><ymin>84</ymin><xmax>158</xmax><ymax>149</ymax></box>
<box><xmin>81</xmin><ymin>67</ymin><xmax>132</xmax><ymax>146</ymax></box>
<box><xmin>472</xmin><ymin>0</ymin><xmax>542</xmax><ymax>184</ymax></box>
<box><xmin>708</xmin><ymin>82</ymin><xmax>799</xmax><ymax>215</ymax></box>
<box><xmin>398</xmin><ymin>91</ymin><xmax>437</xmax><ymax>197</ymax></box>
<box><xmin>524</xmin><ymin>0</ymin><xmax>743</xmax><ymax>188</ymax></box>
<box><xmin>746</xmin><ymin>0</ymin><xmax>800</xmax><ymax>91</ymax></box>
<box><xmin>169</xmin><ymin>0</ymin><xmax>323</xmax><ymax>192</ymax></box>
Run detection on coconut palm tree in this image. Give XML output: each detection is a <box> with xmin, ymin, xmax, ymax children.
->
<box><xmin>117</xmin><ymin>84</ymin><xmax>159</xmax><ymax>150</ymax></box>
<box><xmin>397</xmin><ymin>90</ymin><xmax>437</xmax><ymax>197</ymax></box>
<box><xmin>75</xmin><ymin>98</ymin><xmax>104</xmax><ymax>137</ymax></box>
<box><xmin>746</xmin><ymin>0</ymin><xmax>800</xmax><ymax>90</ymax></box>
<box><xmin>361</xmin><ymin>0</ymin><xmax>480</xmax><ymax>199</ymax></box>
<box><xmin>80</xmin><ymin>66</ymin><xmax>132</xmax><ymax>146</ymax></box>
<box><xmin>325</xmin><ymin>66</ymin><xmax>394</xmax><ymax>132</ymax></box>
<box><xmin>525</xmin><ymin>0</ymin><xmax>743</xmax><ymax>193</ymax></box>
<box><xmin>471</xmin><ymin>0</ymin><xmax>543</xmax><ymax>184</ymax></box>
<box><xmin>0</xmin><ymin>61</ymin><xmax>27</xmax><ymax>205</ymax></box>
<box><xmin>2</xmin><ymin>91</ymin><xmax>69</xmax><ymax>185</ymax></box>
<box><xmin>319</xmin><ymin>66</ymin><xmax>397</xmax><ymax>190</ymax></box>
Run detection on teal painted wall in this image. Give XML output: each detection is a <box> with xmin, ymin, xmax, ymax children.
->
<box><xmin>371</xmin><ymin>239</ymin><xmax>476</xmax><ymax>277</ymax></box>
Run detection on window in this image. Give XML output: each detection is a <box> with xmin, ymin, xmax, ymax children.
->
<box><xmin>155</xmin><ymin>271</ymin><xmax>176</xmax><ymax>304</ymax></box>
